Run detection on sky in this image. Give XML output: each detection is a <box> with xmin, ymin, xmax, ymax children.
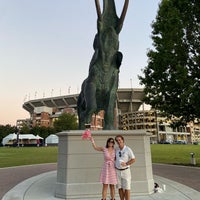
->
<box><xmin>0</xmin><ymin>0</ymin><xmax>161</xmax><ymax>126</ymax></box>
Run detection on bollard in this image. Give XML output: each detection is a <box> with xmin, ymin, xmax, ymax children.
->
<box><xmin>163</xmin><ymin>184</ymin><xmax>166</xmax><ymax>191</ymax></box>
<box><xmin>190</xmin><ymin>152</ymin><xmax>196</xmax><ymax>165</ymax></box>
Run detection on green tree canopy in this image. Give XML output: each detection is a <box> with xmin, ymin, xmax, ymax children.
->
<box><xmin>0</xmin><ymin>124</ymin><xmax>16</xmax><ymax>143</ymax></box>
<box><xmin>139</xmin><ymin>0</ymin><xmax>200</xmax><ymax>122</ymax></box>
<box><xmin>20</xmin><ymin>123</ymin><xmax>30</xmax><ymax>134</ymax></box>
<box><xmin>29</xmin><ymin>126</ymin><xmax>53</xmax><ymax>139</ymax></box>
<box><xmin>53</xmin><ymin>113</ymin><xmax>78</xmax><ymax>132</ymax></box>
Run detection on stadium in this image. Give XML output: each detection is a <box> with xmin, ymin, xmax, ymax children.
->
<box><xmin>21</xmin><ymin>88</ymin><xmax>145</xmax><ymax>129</ymax></box>
<box><xmin>19</xmin><ymin>87</ymin><xmax>200</xmax><ymax>144</ymax></box>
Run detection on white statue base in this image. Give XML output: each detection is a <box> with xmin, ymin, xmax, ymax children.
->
<box><xmin>55</xmin><ymin>130</ymin><xmax>154</xmax><ymax>199</ymax></box>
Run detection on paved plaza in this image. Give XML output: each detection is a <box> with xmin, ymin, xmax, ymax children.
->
<box><xmin>1</xmin><ymin>163</ymin><xmax>200</xmax><ymax>200</ymax></box>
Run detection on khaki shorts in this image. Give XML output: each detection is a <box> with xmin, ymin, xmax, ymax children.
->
<box><xmin>116</xmin><ymin>168</ymin><xmax>131</xmax><ymax>190</ymax></box>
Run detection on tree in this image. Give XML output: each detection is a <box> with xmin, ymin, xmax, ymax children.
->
<box><xmin>0</xmin><ymin>124</ymin><xmax>16</xmax><ymax>143</ymax></box>
<box><xmin>29</xmin><ymin>126</ymin><xmax>56</xmax><ymax>139</ymax></box>
<box><xmin>29</xmin><ymin>126</ymin><xmax>41</xmax><ymax>136</ymax></box>
<box><xmin>53</xmin><ymin>113</ymin><xmax>78</xmax><ymax>132</ymax></box>
<box><xmin>139</xmin><ymin>0</ymin><xmax>200</xmax><ymax>122</ymax></box>
<box><xmin>20</xmin><ymin>123</ymin><xmax>30</xmax><ymax>134</ymax></box>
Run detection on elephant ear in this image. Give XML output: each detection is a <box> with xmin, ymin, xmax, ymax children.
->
<box><xmin>116</xmin><ymin>51</ymin><xmax>123</xmax><ymax>69</ymax></box>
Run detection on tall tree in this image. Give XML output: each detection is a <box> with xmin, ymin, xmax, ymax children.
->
<box><xmin>139</xmin><ymin>0</ymin><xmax>200</xmax><ymax>122</ymax></box>
<box><xmin>53</xmin><ymin>113</ymin><xmax>78</xmax><ymax>132</ymax></box>
<box><xmin>28</xmin><ymin>126</ymin><xmax>56</xmax><ymax>139</ymax></box>
<box><xmin>0</xmin><ymin>124</ymin><xmax>16</xmax><ymax>143</ymax></box>
<box><xmin>20</xmin><ymin>123</ymin><xmax>30</xmax><ymax>134</ymax></box>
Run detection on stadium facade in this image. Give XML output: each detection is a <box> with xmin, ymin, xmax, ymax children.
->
<box><xmin>19</xmin><ymin>88</ymin><xmax>200</xmax><ymax>144</ymax></box>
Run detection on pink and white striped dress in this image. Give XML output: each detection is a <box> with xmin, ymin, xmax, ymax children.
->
<box><xmin>100</xmin><ymin>147</ymin><xmax>117</xmax><ymax>184</ymax></box>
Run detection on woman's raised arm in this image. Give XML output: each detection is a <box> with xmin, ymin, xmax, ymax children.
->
<box><xmin>90</xmin><ymin>137</ymin><xmax>104</xmax><ymax>151</ymax></box>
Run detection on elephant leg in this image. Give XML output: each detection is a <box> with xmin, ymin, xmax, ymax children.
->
<box><xmin>79</xmin><ymin>111</ymin><xmax>87</xmax><ymax>130</ymax></box>
<box><xmin>77</xmin><ymin>92</ymin><xmax>87</xmax><ymax>130</ymax></box>
<box><xmin>104</xmin><ymin>107</ymin><xmax>115</xmax><ymax>130</ymax></box>
<box><xmin>83</xmin><ymin>82</ymin><xmax>97</xmax><ymax>125</ymax></box>
<box><xmin>104</xmin><ymin>74</ymin><xmax>119</xmax><ymax>130</ymax></box>
<box><xmin>104</xmin><ymin>91</ymin><xmax>117</xmax><ymax>130</ymax></box>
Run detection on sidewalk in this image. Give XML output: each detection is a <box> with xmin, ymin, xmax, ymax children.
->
<box><xmin>2</xmin><ymin>170</ymin><xmax>200</xmax><ymax>200</ymax></box>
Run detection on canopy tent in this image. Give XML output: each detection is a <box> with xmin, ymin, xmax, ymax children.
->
<box><xmin>45</xmin><ymin>134</ymin><xmax>59</xmax><ymax>145</ymax></box>
<box><xmin>35</xmin><ymin>135</ymin><xmax>43</xmax><ymax>139</ymax></box>
<box><xmin>2</xmin><ymin>133</ymin><xmax>43</xmax><ymax>146</ymax></box>
<box><xmin>2</xmin><ymin>133</ymin><xmax>17</xmax><ymax>146</ymax></box>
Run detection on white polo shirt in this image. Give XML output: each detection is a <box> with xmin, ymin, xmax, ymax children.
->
<box><xmin>115</xmin><ymin>145</ymin><xmax>135</xmax><ymax>169</ymax></box>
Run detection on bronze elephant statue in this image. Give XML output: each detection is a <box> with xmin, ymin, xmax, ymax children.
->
<box><xmin>77</xmin><ymin>0</ymin><xmax>129</xmax><ymax>130</ymax></box>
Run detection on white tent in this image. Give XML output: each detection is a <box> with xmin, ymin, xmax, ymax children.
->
<box><xmin>2</xmin><ymin>133</ymin><xmax>17</xmax><ymax>146</ymax></box>
<box><xmin>35</xmin><ymin>135</ymin><xmax>43</xmax><ymax>139</ymax></box>
<box><xmin>2</xmin><ymin>133</ymin><xmax>43</xmax><ymax>146</ymax></box>
<box><xmin>19</xmin><ymin>134</ymin><xmax>38</xmax><ymax>140</ymax></box>
<box><xmin>45</xmin><ymin>134</ymin><xmax>59</xmax><ymax>145</ymax></box>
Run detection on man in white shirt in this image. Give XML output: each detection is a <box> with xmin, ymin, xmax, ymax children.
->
<box><xmin>115</xmin><ymin>135</ymin><xmax>135</xmax><ymax>200</ymax></box>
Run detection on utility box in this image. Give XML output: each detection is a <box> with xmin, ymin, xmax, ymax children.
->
<box><xmin>190</xmin><ymin>152</ymin><xmax>196</xmax><ymax>165</ymax></box>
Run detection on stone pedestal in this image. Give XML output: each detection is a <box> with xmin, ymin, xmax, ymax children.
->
<box><xmin>55</xmin><ymin>130</ymin><xmax>154</xmax><ymax>199</ymax></box>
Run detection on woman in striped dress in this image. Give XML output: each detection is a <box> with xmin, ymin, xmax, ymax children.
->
<box><xmin>90</xmin><ymin>137</ymin><xmax>117</xmax><ymax>200</ymax></box>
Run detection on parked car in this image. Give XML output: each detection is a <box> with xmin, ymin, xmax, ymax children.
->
<box><xmin>159</xmin><ymin>140</ymin><xmax>172</xmax><ymax>144</ymax></box>
<box><xmin>174</xmin><ymin>140</ymin><xmax>187</xmax><ymax>144</ymax></box>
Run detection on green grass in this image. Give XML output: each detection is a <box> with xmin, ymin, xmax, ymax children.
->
<box><xmin>0</xmin><ymin>146</ymin><xmax>58</xmax><ymax>168</ymax></box>
<box><xmin>151</xmin><ymin>144</ymin><xmax>200</xmax><ymax>167</ymax></box>
<box><xmin>0</xmin><ymin>145</ymin><xmax>199</xmax><ymax>168</ymax></box>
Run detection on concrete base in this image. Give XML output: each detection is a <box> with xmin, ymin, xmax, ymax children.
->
<box><xmin>55</xmin><ymin>130</ymin><xmax>154</xmax><ymax>199</ymax></box>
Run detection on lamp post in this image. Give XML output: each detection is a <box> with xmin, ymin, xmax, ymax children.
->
<box><xmin>155</xmin><ymin>110</ymin><xmax>160</xmax><ymax>143</ymax></box>
<box><xmin>15</xmin><ymin>128</ymin><xmax>20</xmax><ymax>147</ymax></box>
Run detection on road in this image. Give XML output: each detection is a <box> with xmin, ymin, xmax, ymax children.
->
<box><xmin>152</xmin><ymin>163</ymin><xmax>200</xmax><ymax>192</ymax></box>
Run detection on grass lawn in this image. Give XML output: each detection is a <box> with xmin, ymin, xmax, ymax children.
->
<box><xmin>0</xmin><ymin>146</ymin><xmax>58</xmax><ymax>168</ymax></box>
<box><xmin>151</xmin><ymin>144</ymin><xmax>200</xmax><ymax>167</ymax></box>
<box><xmin>0</xmin><ymin>144</ymin><xmax>199</xmax><ymax>168</ymax></box>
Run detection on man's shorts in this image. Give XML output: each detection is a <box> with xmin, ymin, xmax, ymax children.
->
<box><xmin>116</xmin><ymin>168</ymin><xmax>131</xmax><ymax>190</ymax></box>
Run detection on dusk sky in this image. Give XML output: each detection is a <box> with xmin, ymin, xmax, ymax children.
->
<box><xmin>0</xmin><ymin>0</ymin><xmax>161</xmax><ymax>125</ymax></box>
